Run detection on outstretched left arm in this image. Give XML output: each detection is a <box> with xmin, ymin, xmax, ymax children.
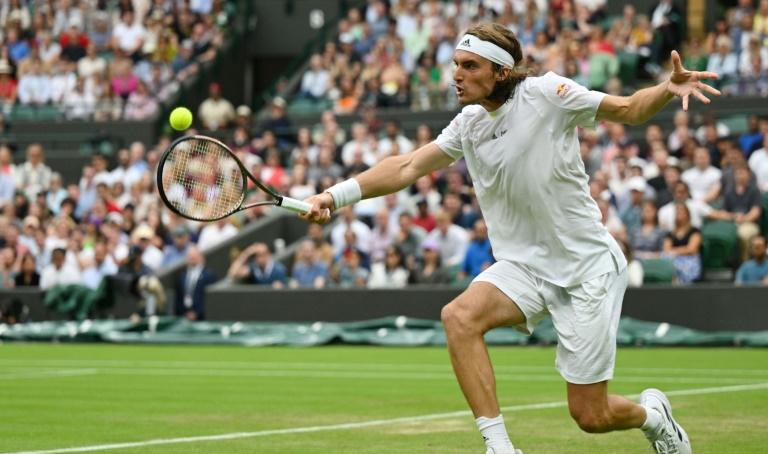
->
<box><xmin>596</xmin><ymin>51</ymin><xmax>721</xmax><ymax>125</ymax></box>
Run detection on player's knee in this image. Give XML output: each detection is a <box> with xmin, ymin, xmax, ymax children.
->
<box><xmin>441</xmin><ymin>301</ymin><xmax>478</xmax><ymax>336</ymax></box>
<box><xmin>570</xmin><ymin>408</ymin><xmax>609</xmax><ymax>434</ymax></box>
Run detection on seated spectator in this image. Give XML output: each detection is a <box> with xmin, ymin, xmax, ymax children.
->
<box><xmin>412</xmin><ymin>198</ymin><xmax>436</xmax><ymax>232</ymax></box>
<box><xmin>131</xmin><ymin>224</ymin><xmax>164</xmax><ymax>271</ymax></box>
<box><xmin>424</xmin><ymin>210</ymin><xmax>469</xmax><ymax>268</ymax></box>
<box><xmin>198</xmin><ymin>82</ymin><xmax>234</xmax><ymax>130</ymax></box>
<box><xmin>330</xmin><ymin>206</ymin><xmax>372</xmax><ymax>255</ymax></box>
<box><xmin>378</xmin><ymin>120</ymin><xmax>414</xmax><ymax>159</ymax></box>
<box><xmin>619</xmin><ymin>176</ymin><xmax>647</xmax><ymax>233</ymax></box>
<box><xmin>15</xmin><ymin>143</ymin><xmax>52</xmax><ymax>200</ymax></box>
<box><xmin>40</xmin><ymin>247</ymin><xmax>81</xmax><ymax>289</ymax></box>
<box><xmin>228</xmin><ymin>243</ymin><xmax>287</xmax><ymax>287</ymax></box>
<box><xmin>706</xmin><ymin>36</ymin><xmax>738</xmax><ymax>90</ymax></box>
<box><xmin>393</xmin><ymin>212</ymin><xmax>427</xmax><ymax>262</ymax></box>
<box><xmin>368</xmin><ymin>245</ymin><xmax>409</xmax><ymax>288</ymax></box>
<box><xmin>331</xmin><ymin>248</ymin><xmax>369</xmax><ymax>287</ymax></box>
<box><xmin>197</xmin><ymin>218</ymin><xmax>238</xmax><ymax>251</ymax></box>
<box><xmin>658</xmin><ymin>181</ymin><xmax>717</xmax><ymax>232</ymax></box>
<box><xmin>735</xmin><ymin>235</ymin><xmax>768</xmax><ymax>285</ymax></box>
<box><xmin>662</xmin><ymin>204</ymin><xmax>703</xmax><ymax>284</ymax></box>
<box><xmin>748</xmin><ymin>133</ymin><xmax>768</xmax><ymax>192</ymax></box>
<box><xmin>630</xmin><ymin>201</ymin><xmax>667</xmax><ymax>260</ymax></box>
<box><xmin>299</xmin><ymin>54</ymin><xmax>330</xmax><ymax>100</ymax></box>
<box><xmin>62</xmin><ymin>76</ymin><xmax>96</xmax><ymax>120</ymax></box>
<box><xmin>175</xmin><ymin>246</ymin><xmax>216</xmax><ymax>321</ymax></box>
<box><xmin>306</xmin><ymin>223</ymin><xmax>334</xmax><ymax>265</ymax></box>
<box><xmin>408</xmin><ymin>238</ymin><xmax>450</xmax><ymax>284</ymax></box>
<box><xmin>77</xmin><ymin>43</ymin><xmax>107</xmax><ymax>79</ymax></box>
<box><xmin>111</xmin><ymin>10</ymin><xmax>145</xmax><ymax>60</ymax></box>
<box><xmin>719</xmin><ymin>165</ymin><xmax>763</xmax><ymax>261</ymax></box>
<box><xmin>80</xmin><ymin>241</ymin><xmax>118</xmax><ymax>290</ymax></box>
<box><xmin>597</xmin><ymin>198</ymin><xmax>627</xmax><ymax>242</ymax></box>
<box><xmin>59</xmin><ymin>21</ymin><xmax>89</xmax><ymax>62</ymax></box>
<box><xmin>17</xmin><ymin>58</ymin><xmax>52</xmax><ymax>106</ymax></box>
<box><xmin>681</xmin><ymin>147</ymin><xmax>722</xmax><ymax>203</ymax></box>
<box><xmin>123</xmin><ymin>81</ymin><xmax>159</xmax><ymax>120</ymax></box>
<box><xmin>460</xmin><ymin>219</ymin><xmax>493</xmax><ymax>279</ymax></box>
<box><xmin>0</xmin><ymin>59</ymin><xmax>17</xmax><ymax>111</ymax></box>
<box><xmin>161</xmin><ymin>225</ymin><xmax>191</xmax><ymax>268</ymax></box>
<box><xmin>110</xmin><ymin>58</ymin><xmax>139</xmax><ymax>100</ymax></box>
<box><xmin>14</xmin><ymin>253</ymin><xmax>40</xmax><ymax>287</ymax></box>
<box><xmin>290</xmin><ymin>240</ymin><xmax>328</xmax><ymax>289</ymax></box>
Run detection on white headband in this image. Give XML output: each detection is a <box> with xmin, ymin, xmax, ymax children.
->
<box><xmin>455</xmin><ymin>34</ymin><xmax>516</xmax><ymax>68</ymax></box>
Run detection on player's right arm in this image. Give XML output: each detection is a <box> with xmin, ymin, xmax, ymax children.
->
<box><xmin>303</xmin><ymin>143</ymin><xmax>454</xmax><ymax>224</ymax></box>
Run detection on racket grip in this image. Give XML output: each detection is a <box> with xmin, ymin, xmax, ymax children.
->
<box><xmin>279</xmin><ymin>196</ymin><xmax>312</xmax><ymax>214</ymax></box>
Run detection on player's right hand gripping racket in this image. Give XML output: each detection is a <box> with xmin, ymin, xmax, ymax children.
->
<box><xmin>156</xmin><ymin>135</ymin><xmax>312</xmax><ymax>222</ymax></box>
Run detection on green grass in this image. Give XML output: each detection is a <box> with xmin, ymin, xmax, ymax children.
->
<box><xmin>1</xmin><ymin>345</ymin><xmax>767</xmax><ymax>453</ymax></box>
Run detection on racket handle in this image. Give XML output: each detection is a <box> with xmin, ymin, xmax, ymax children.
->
<box><xmin>279</xmin><ymin>196</ymin><xmax>312</xmax><ymax>214</ymax></box>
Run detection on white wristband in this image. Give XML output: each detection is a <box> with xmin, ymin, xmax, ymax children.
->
<box><xmin>325</xmin><ymin>178</ymin><xmax>361</xmax><ymax>209</ymax></box>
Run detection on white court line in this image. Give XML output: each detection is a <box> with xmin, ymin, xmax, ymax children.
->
<box><xmin>3</xmin><ymin>382</ymin><xmax>767</xmax><ymax>454</ymax></box>
<box><xmin>1</xmin><ymin>359</ymin><xmax>767</xmax><ymax>376</ymax></box>
<box><xmin>0</xmin><ymin>365</ymin><xmax>757</xmax><ymax>384</ymax></box>
<box><xmin>0</xmin><ymin>369</ymin><xmax>98</xmax><ymax>380</ymax></box>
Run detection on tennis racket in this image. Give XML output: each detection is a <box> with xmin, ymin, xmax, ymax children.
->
<box><xmin>156</xmin><ymin>135</ymin><xmax>312</xmax><ymax>222</ymax></box>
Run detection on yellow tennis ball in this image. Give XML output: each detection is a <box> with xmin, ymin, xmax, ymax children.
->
<box><xmin>169</xmin><ymin>107</ymin><xmax>193</xmax><ymax>131</ymax></box>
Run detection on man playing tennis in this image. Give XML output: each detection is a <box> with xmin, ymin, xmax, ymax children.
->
<box><xmin>303</xmin><ymin>23</ymin><xmax>719</xmax><ymax>454</ymax></box>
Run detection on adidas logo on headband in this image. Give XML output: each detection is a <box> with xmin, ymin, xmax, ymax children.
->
<box><xmin>461</xmin><ymin>38</ymin><xmax>471</xmax><ymax>47</ymax></box>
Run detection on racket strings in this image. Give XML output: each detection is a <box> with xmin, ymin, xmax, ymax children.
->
<box><xmin>161</xmin><ymin>138</ymin><xmax>245</xmax><ymax>220</ymax></box>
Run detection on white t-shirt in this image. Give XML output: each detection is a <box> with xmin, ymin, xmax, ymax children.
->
<box><xmin>113</xmin><ymin>22</ymin><xmax>146</xmax><ymax>52</ymax></box>
<box><xmin>748</xmin><ymin>148</ymin><xmax>768</xmax><ymax>192</ymax></box>
<box><xmin>681</xmin><ymin>166</ymin><xmax>722</xmax><ymax>201</ymax></box>
<box><xmin>434</xmin><ymin>72</ymin><xmax>626</xmax><ymax>287</ymax></box>
<box><xmin>658</xmin><ymin>199</ymin><xmax>713</xmax><ymax>232</ymax></box>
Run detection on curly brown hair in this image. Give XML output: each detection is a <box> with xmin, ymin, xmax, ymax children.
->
<box><xmin>465</xmin><ymin>23</ymin><xmax>528</xmax><ymax>103</ymax></box>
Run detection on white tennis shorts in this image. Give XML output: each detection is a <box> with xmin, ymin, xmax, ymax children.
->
<box><xmin>473</xmin><ymin>260</ymin><xmax>628</xmax><ymax>384</ymax></box>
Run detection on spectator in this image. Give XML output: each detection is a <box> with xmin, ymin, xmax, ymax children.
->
<box><xmin>720</xmin><ymin>165</ymin><xmax>763</xmax><ymax>261</ymax></box>
<box><xmin>62</xmin><ymin>76</ymin><xmax>96</xmax><ymax>120</ymax></box>
<box><xmin>290</xmin><ymin>240</ymin><xmax>328</xmax><ymax>289</ymax></box>
<box><xmin>308</xmin><ymin>144</ymin><xmax>343</xmax><ymax>184</ymax></box>
<box><xmin>17</xmin><ymin>58</ymin><xmax>52</xmax><ymax>105</ymax></box>
<box><xmin>15</xmin><ymin>143</ymin><xmax>52</xmax><ymax>200</ymax></box>
<box><xmin>111</xmin><ymin>10</ymin><xmax>145</xmax><ymax>60</ymax></box>
<box><xmin>393</xmin><ymin>212</ymin><xmax>427</xmax><ymax>261</ymax></box>
<box><xmin>424</xmin><ymin>210</ymin><xmax>469</xmax><ymax>268</ymax></box>
<box><xmin>706</xmin><ymin>36</ymin><xmax>738</xmax><ymax>89</ymax></box>
<box><xmin>460</xmin><ymin>219</ymin><xmax>494</xmax><ymax>279</ymax></box>
<box><xmin>0</xmin><ymin>59</ymin><xmax>17</xmax><ymax>111</ymax></box>
<box><xmin>80</xmin><ymin>241</ymin><xmax>118</xmax><ymax>289</ymax></box>
<box><xmin>342</xmin><ymin>123</ymin><xmax>376</xmax><ymax>167</ymax></box>
<box><xmin>299</xmin><ymin>53</ymin><xmax>330</xmax><ymax>100</ymax></box>
<box><xmin>330</xmin><ymin>206</ymin><xmax>372</xmax><ymax>255</ymax></box>
<box><xmin>131</xmin><ymin>223</ymin><xmax>164</xmax><ymax>270</ymax></box>
<box><xmin>597</xmin><ymin>197</ymin><xmax>627</xmax><ymax>242</ymax></box>
<box><xmin>619</xmin><ymin>176</ymin><xmax>647</xmax><ymax>233</ymax></box>
<box><xmin>681</xmin><ymin>147</ymin><xmax>722</xmax><ymax>202</ymax></box>
<box><xmin>161</xmin><ymin>225</ymin><xmax>191</xmax><ymax>268</ymax></box>
<box><xmin>368</xmin><ymin>245</ymin><xmax>409</xmax><ymax>288</ymax></box>
<box><xmin>658</xmin><ymin>181</ymin><xmax>716</xmax><ymax>231</ymax></box>
<box><xmin>59</xmin><ymin>21</ymin><xmax>89</xmax><ymax>62</ymax></box>
<box><xmin>78</xmin><ymin>43</ymin><xmax>107</xmax><ymax>79</ymax></box>
<box><xmin>408</xmin><ymin>238</ymin><xmax>450</xmax><ymax>284</ymax></box>
<box><xmin>261</xmin><ymin>97</ymin><xmax>294</xmax><ymax>145</ymax></box>
<box><xmin>198</xmin><ymin>82</ymin><xmax>234</xmax><ymax>130</ymax></box>
<box><xmin>228</xmin><ymin>243</ymin><xmax>287</xmax><ymax>287</ymax></box>
<box><xmin>175</xmin><ymin>246</ymin><xmax>217</xmax><ymax>321</ymax></box>
<box><xmin>748</xmin><ymin>133</ymin><xmax>768</xmax><ymax>192</ymax></box>
<box><xmin>40</xmin><ymin>247</ymin><xmax>81</xmax><ymax>289</ymax></box>
<box><xmin>332</xmin><ymin>248</ymin><xmax>369</xmax><ymax>287</ymax></box>
<box><xmin>630</xmin><ymin>201</ymin><xmax>667</xmax><ymax>260</ymax></box>
<box><xmin>110</xmin><ymin>58</ymin><xmax>139</xmax><ymax>100</ymax></box>
<box><xmin>197</xmin><ymin>218</ymin><xmax>238</xmax><ymax>251</ymax></box>
<box><xmin>14</xmin><ymin>253</ymin><xmax>40</xmax><ymax>287</ymax></box>
<box><xmin>662</xmin><ymin>203</ymin><xmax>702</xmax><ymax>284</ymax></box>
<box><xmin>735</xmin><ymin>235</ymin><xmax>768</xmax><ymax>285</ymax></box>
<box><xmin>124</xmin><ymin>80</ymin><xmax>159</xmax><ymax>120</ymax></box>
<box><xmin>368</xmin><ymin>207</ymin><xmax>395</xmax><ymax>263</ymax></box>
<box><xmin>378</xmin><ymin>120</ymin><xmax>414</xmax><ymax>159</ymax></box>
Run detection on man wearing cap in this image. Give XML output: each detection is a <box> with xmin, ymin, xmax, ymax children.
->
<box><xmin>619</xmin><ymin>176</ymin><xmax>649</xmax><ymax>232</ymax></box>
<box><xmin>303</xmin><ymin>22</ymin><xmax>720</xmax><ymax>454</ymax></box>
<box><xmin>161</xmin><ymin>225</ymin><xmax>192</xmax><ymax>268</ymax></box>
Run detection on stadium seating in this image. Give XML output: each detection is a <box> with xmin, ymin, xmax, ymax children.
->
<box><xmin>701</xmin><ymin>221</ymin><xmax>739</xmax><ymax>269</ymax></box>
<box><xmin>641</xmin><ymin>259</ymin><xmax>676</xmax><ymax>284</ymax></box>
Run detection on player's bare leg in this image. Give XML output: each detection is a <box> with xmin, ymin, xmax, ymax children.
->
<box><xmin>441</xmin><ymin>282</ymin><xmax>527</xmax><ymax>453</ymax></box>
<box><xmin>567</xmin><ymin>375</ymin><xmax>691</xmax><ymax>453</ymax></box>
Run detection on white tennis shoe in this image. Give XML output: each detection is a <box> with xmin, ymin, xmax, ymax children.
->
<box><xmin>641</xmin><ymin>388</ymin><xmax>692</xmax><ymax>454</ymax></box>
<box><xmin>485</xmin><ymin>445</ymin><xmax>523</xmax><ymax>454</ymax></box>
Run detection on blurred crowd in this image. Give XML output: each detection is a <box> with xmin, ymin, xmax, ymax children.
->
<box><xmin>293</xmin><ymin>0</ymin><xmax>768</xmax><ymax>114</ymax></box>
<box><xmin>0</xmin><ymin>0</ymin><xmax>234</xmax><ymax>120</ymax></box>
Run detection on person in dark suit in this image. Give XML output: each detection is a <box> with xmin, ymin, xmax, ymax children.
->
<box><xmin>175</xmin><ymin>246</ymin><xmax>216</xmax><ymax>321</ymax></box>
<box><xmin>227</xmin><ymin>242</ymin><xmax>287</xmax><ymax>288</ymax></box>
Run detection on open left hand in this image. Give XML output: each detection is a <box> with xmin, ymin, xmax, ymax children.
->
<box><xmin>666</xmin><ymin>50</ymin><xmax>722</xmax><ymax>111</ymax></box>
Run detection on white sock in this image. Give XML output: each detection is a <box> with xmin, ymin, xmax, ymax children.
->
<box><xmin>476</xmin><ymin>414</ymin><xmax>513</xmax><ymax>450</ymax></box>
<box><xmin>641</xmin><ymin>405</ymin><xmax>663</xmax><ymax>435</ymax></box>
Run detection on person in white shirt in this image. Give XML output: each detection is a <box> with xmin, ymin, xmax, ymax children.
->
<box><xmin>658</xmin><ymin>181</ymin><xmax>723</xmax><ymax>231</ymax></box>
<box><xmin>748</xmin><ymin>134</ymin><xmax>768</xmax><ymax>192</ymax></box>
<box><xmin>197</xmin><ymin>218</ymin><xmax>238</xmax><ymax>251</ymax></box>
<box><xmin>302</xmin><ymin>23</ymin><xmax>717</xmax><ymax>454</ymax></box>
<box><xmin>681</xmin><ymin>147</ymin><xmax>722</xmax><ymax>202</ymax></box>
<box><xmin>197</xmin><ymin>82</ymin><xmax>235</xmax><ymax>130</ymax></box>
<box><xmin>377</xmin><ymin>120</ymin><xmax>414</xmax><ymax>158</ymax></box>
<box><xmin>424</xmin><ymin>209</ymin><xmax>469</xmax><ymax>267</ymax></box>
<box><xmin>341</xmin><ymin>123</ymin><xmax>376</xmax><ymax>167</ymax></box>
<box><xmin>299</xmin><ymin>54</ymin><xmax>330</xmax><ymax>100</ymax></box>
<box><xmin>330</xmin><ymin>206</ymin><xmax>372</xmax><ymax>255</ymax></box>
<box><xmin>40</xmin><ymin>248</ymin><xmax>81</xmax><ymax>289</ymax></box>
<box><xmin>17</xmin><ymin>59</ymin><xmax>52</xmax><ymax>105</ymax></box>
<box><xmin>111</xmin><ymin>10</ymin><xmax>145</xmax><ymax>58</ymax></box>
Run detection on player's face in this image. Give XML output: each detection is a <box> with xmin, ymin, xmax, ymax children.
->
<box><xmin>453</xmin><ymin>50</ymin><xmax>497</xmax><ymax>106</ymax></box>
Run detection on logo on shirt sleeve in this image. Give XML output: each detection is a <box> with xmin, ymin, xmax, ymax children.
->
<box><xmin>556</xmin><ymin>83</ymin><xmax>571</xmax><ymax>99</ymax></box>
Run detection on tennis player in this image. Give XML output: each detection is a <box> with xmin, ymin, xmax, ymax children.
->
<box><xmin>303</xmin><ymin>23</ymin><xmax>719</xmax><ymax>454</ymax></box>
